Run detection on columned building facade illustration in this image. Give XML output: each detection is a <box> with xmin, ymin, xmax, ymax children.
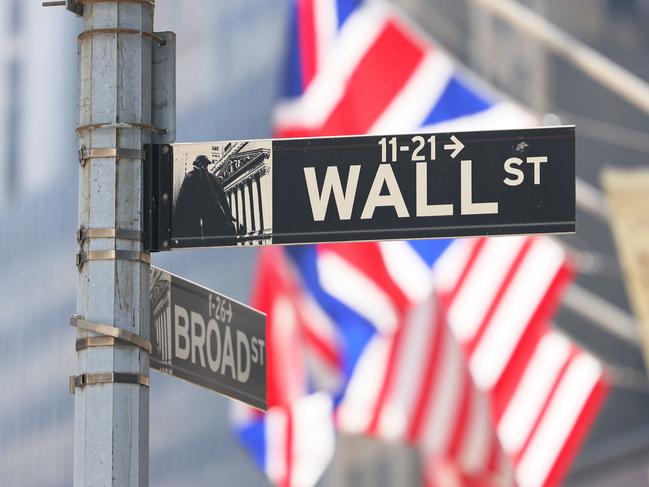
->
<box><xmin>211</xmin><ymin>141</ymin><xmax>272</xmax><ymax>245</ymax></box>
<box><xmin>150</xmin><ymin>268</ymin><xmax>172</xmax><ymax>374</ymax></box>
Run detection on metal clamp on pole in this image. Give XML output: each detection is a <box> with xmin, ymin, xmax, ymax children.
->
<box><xmin>79</xmin><ymin>147</ymin><xmax>146</xmax><ymax>167</ymax></box>
<box><xmin>77</xmin><ymin>226</ymin><xmax>143</xmax><ymax>244</ymax></box>
<box><xmin>70</xmin><ymin>314</ymin><xmax>152</xmax><ymax>353</ymax></box>
<box><xmin>75</xmin><ymin>122</ymin><xmax>167</xmax><ymax>135</ymax></box>
<box><xmin>78</xmin><ymin>28</ymin><xmax>166</xmax><ymax>46</ymax></box>
<box><xmin>76</xmin><ymin>249</ymin><xmax>150</xmax><ymax>270</ymax></box>
<box><xmin>69</xmin><ymin>373</ymin><xmax>150</xmax><ymax>394</ymax></box>
<box><xmin>76</xmin><ymin>336</ymin><xmax>136</xmax><ymax>351</ymax></box>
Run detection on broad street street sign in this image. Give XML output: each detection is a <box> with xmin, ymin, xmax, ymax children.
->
<box><xmin>150</xmin><ymin>266</ymin><xmax>267</xmax><ymax>410</ymax></box>
<box><xmin>147</xmin><ymin>126</ymin><xmax>574</xmax><ymax>250</ymax></box>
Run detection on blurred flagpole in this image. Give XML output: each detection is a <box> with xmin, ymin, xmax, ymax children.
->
<box><xmin>470</xmin><ymin>0</ymin><xmax>649</xmax><ymax>117</ymax></box>
<box><xmin>562</xmin><ymin>284</ymin><xmax>639</xmax><ymax>345</ymax></box>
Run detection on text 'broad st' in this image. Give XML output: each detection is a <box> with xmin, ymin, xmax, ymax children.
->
<box><xmin>150</xmin><ymin>266</ymin><xmax>267</xmax><ymax>410</ymax></box>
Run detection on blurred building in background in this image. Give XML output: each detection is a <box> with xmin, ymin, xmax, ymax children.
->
<box><xmin>0</xmin><ymin>0</ymin><xmax>648</xmax><ymax>486</ymax></box>
<box><xmin>0</xmin><ymin>0</ymin><xmax>77</xmax><ymax>208</ymax></box>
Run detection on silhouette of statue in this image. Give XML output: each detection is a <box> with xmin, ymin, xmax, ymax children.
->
<box><xmin>173</xmin><ymin>155</ymin><xmax>238</xmax><ymax>240</ymax></box>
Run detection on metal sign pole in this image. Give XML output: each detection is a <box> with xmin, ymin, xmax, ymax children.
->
<box><xmin>74</xmin><ymin>0</ymin><xmax>153</xmax><ymax>484</ymax></box>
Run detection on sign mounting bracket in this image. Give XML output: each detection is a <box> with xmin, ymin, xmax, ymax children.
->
<box><xmin>144</xmin><ymin>144</ymin><xmax>173</xmax><ymax>252</ymax></box>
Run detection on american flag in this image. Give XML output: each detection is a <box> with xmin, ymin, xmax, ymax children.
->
<box><xmin>329</xmin><ymin>238</ymin><xmax>608</xmax><ymax>486</ymax></box>
<box><xmin>232</xmin><ymin>1</ymin><xmax>609</xmax><ymax>486</ymax></box>
<box><xmin>330</xmin><ymin>242</ymin><xmax>513</xmax><ymax>486</ymax></box>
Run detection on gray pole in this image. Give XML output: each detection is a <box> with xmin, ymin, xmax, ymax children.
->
<box><xmin>74</xmin><ymin>0</ymin><xmax>152</xmax><ymax>485</ymax></box>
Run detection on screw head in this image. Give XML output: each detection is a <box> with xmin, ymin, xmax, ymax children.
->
<box><xmin>162</xmin><ymin>145</ymin><xmax>170</xmax><ymax>155</ymax></box>
<box><xmin>162</xmin><ymin>240</ymin><xmax>169</xmax><ymax>249</ymax></box>
<box><xmin>161</xmin><ymin>193</ymin><xmax>169</xmax><ymax>202</ymax></box>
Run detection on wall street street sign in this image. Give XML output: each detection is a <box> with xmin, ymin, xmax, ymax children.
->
<box><xmin>150</xmin><ymin>266</ymin><xmax>267</xmax><ymax>410</ymax></box>
<box><xmin>147</xmin><ymin>126</ymin><xmax>575</xmax><ymax>250</ymax></box>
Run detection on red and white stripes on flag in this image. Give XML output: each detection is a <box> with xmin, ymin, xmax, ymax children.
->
<box><xmin>330</xmin><ymin>237</ymin><xmax>608</xmax><ymax>487</ymax></box>
<box><xmin>232</xmin><ymin>249</ymin><xmax>336</xmax><ymax>487</ymax></box>
<box><xmin>252</xmin><ymin>247</ymin><xmax>342</xmax><ymax>408</ymax></box>
<box><xmin>265</xmin><ymin>393</ymin><xmax>335</xmax><ymax>487</ymax></box>
<box><xmin>436</xmin><ymin>237</ymin><xmax>609</xmax><ymax>487</ymax></box>
<box><xmin>238</xmin><ymin>236</ymin><xmax>608</xmax><ymax>486</ymax></box>
<box><xmin>336</xmin><ymin>288</ymin><xmax>512</xmax><ymax>486</ymax></box>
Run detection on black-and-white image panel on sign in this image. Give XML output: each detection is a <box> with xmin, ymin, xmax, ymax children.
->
<box><xmin>171</xmin><ymin>139</ymin><xmax>272</xmax><ymax>247</ymax></box>
<box><xmin>149</xmin><ymin>266</ymin><xmax>267</xmax><ymax>410</ymax></box>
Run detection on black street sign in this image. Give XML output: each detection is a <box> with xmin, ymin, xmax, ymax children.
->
<box><xmin>147</xmin><ymin>126</ymin><xmax>574</xmax><ymax>250</ymax></box>
<box><xmin>149</xmin><ymin>266</ymin><xmax>267</xmax><ymax>410</ymax></box>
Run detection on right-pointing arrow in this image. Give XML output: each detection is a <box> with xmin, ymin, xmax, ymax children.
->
<box><xmin>444</xmin><ymin>135</ymin><xmax>465</xmax><ymax>159</ymax></box>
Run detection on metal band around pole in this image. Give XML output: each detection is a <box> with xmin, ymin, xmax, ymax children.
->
<box><xmin>76</xmin><ymin>336</ymin><xmax>135</xmax><ymax>351</ymax></box>
<box><xmin>70</xmin><ymin>314</ymin><xmax>152</xmax><ymax>353</ymax></box>
<box><xmin>76</xmin><ymin>250</ymin><xmax>150</xmax><ymax>269</ymax></box>
<box><xmin>78</xmin><ymin>28</ymin><xmax>166</xmax><ymax>46</ymax></box>
<box><xmin>69</xmin><ymin>373</ymin><xmax>150</xmax><ymax>394</ymax></box>
<box><xmin>79</xmin><ymin>147</ymin><xmax>145</xmax><ymax>166</ymax></box>
<box><xmin>77</xmin><ymin>227</ymin><xmax>143</xmax><ymax>243</ymax></box>
<box><xmin>75</xmin><ymin>121</ymin><xmax>166</xmax><ymax>135</ymax></box>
